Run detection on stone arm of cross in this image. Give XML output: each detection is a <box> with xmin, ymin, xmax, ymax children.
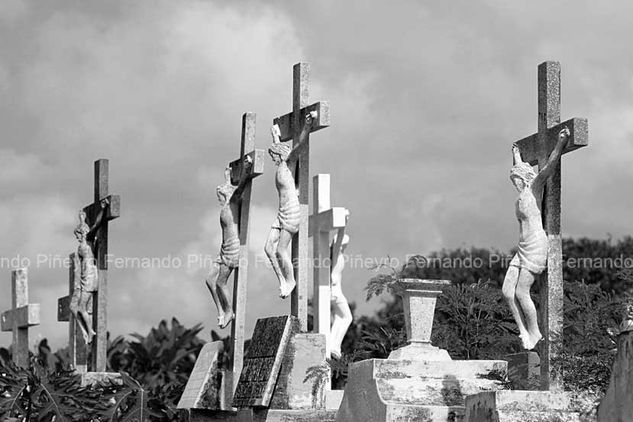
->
<box><xmin>86</xmin><ymin>198</ymin><xmax>110</xmax><ymax>242</ymax></box>
<box><xmin>532</xmin><ymin>127</ymin><xmax>571</xmax><ymax>191</ymax></box>
<box><xmin>287</xmin><ymin>111</ymin><xmax>317</xmax><ymax>166</ymax></box>
<box><xmin>232</xmin><ymin>156</ymin><xmax>253</xmax><ymax>201</ymax></box>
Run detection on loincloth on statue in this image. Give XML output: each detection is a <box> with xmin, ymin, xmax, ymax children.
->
<box><xmin>217</xmin><ymin>236</ymin><xmax>240</xmax><ymax>268</ymax></box>
<box><xmin>510</xmin><ymin>229</ymin><xmax>548</xmax><ymax>274</ymax></box>
<box><xmin>271</xmin><ymin>200</ymin><xmax>300</xmax><ymax>234</ymax></box>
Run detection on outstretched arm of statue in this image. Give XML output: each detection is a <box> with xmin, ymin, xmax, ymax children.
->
<box><xmin>232</xmin><ymin>156</ymin><xmax>253</xmax><ymax>200</ymax></box>
<box><xmin>532</xmin><ymin>127</ymin><xmax>570</xmax><ymax>189</ymax></box>
<box><xmin>287</xmin><ymin>111</ymin><xmax>317</xmax><ymax>165</ymax></box>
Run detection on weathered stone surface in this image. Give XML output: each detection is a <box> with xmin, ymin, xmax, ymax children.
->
<box><xmin>270</xmin><ymin>333</ymin><xmax>327</xmax><ymax>410</ymax></box>
<box><xmin>597</xmin><ymin>330</ymin><xmax>633</xmax><ymax>421</ymax></box>
<box><xmin>465</xmin><ymin>391</ymin><xmax>581</xmax><ymax>422</ymax></box>
<box><xmin>233</xmin><ymin>316</ymin><xmax>299</xmax><ymax>408</ymax></box>
<box><xmin>80</xmin><ymin>372</ymin><xmax>122</xmax><ymax>387</ymax></box>
<box><xmin>189</xmin><ymin>408</ymin><xmax>337</xmax><ymax>422</ymax></box>
<box><xmin>504</xmin><ymin>352</ymin><xmax>540</xmax><ymax>390</ymax></box>
<box><xmin>178</xmin><ymin>342</ymin><xmax>224</xmax><ymax>410</ymax></box>
<box><xmin>335</xmin><ymin>358</ymin><xmax>508</xmax><ymax>422</ymax></box>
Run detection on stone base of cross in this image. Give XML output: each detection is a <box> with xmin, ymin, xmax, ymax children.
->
<box><xmin>1</xmin><ymin>268</ymin><xmax>40</xmax><ymax>367</ymax></box>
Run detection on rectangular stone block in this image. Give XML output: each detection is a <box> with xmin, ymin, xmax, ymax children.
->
<box><xmin>233</xmin><ymin>316</ymin><xmax>299</xmax><ymax>408</ymax></box>
<box><xmin>270</xmin><ymin>333</ymin><xmax>327</xmax><ymax>410</ymax></box>
<box><xmin>178</xmin><ymin>341</ymin><xmax>224</xmax><ymax>409</ymax></box>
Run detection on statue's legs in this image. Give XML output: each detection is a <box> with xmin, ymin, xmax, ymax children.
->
<box><xmin>502</xmin><ymin>264</ymin><xmax>529</xmax><ymax>345</ymax></box>
<box><xmin>206</xmin><ymin>262</ymin><xmax>235</xmax><ymax>328</ymax></box>
<box><xmin>71</xmin><ymin>291</ymin><xmax>95</xmax><ymax>344</ymax></box>
<box><xmin>516</xmin><ymin>268</ymin><xmax>542</xmax><ymax>349</ymax></box>
<box><xmin>276</xmin><ymin>229</ymin><xmax>296</xmax><ymax>298</ymax></box>
<box><xmin>265</xmin><ymin>227</ymin><xmax>287</xmax><ymax>289</ymax></box>
<box><xmin>330</xmin><ymin>295</ymin><xmax>352</xmax><ymax>359</ymax></box>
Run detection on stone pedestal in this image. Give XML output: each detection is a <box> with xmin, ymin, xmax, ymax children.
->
<box><xmin>335</xmin><ymin>279</ymin><xmax>509</xmax><ymax>422</ymax></box>
<box><xmin>336</xmin><ymin>359</ymin><xmax>508</xmax><ymax>422</ymax></box>
<box><xmin>388</xmin><ymin>279</ymin><xmax>451</xmax><ymax>361</ymax></box>
<box><xmin>465</xmin><ymin>391</ymin><xmax>582</xmax><ymax>422</ymax></box>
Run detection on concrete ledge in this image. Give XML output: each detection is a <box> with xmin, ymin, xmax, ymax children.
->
<box><xmin>465</xmin><ymin>391</ymin><xmax>581</xmax><ymax>422</ymax></box>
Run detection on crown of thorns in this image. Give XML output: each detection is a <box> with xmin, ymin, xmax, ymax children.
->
<box><xmin>510</xmin><ymin>162</ymin><xmax>536</xmax><ymax>184</ymax></box>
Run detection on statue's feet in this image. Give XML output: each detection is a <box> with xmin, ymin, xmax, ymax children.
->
<box><xmin>522</xmin><ymin>332</ymin><xmax>542</xmax><ymax>350</ymax></box>
<box><xmin>279</xmin><ymin>280</ymin><xmax>297</xmax><ymax>298</ymax></box>
<box><xmin>329</xmin><ymin>348</ymin><xmax>342</xmax><ymax>360</ymax></box>
<box><xmin>218</xmin><ymin>311</ymin><xmax>235</xmax><ymax>329</ymax></box>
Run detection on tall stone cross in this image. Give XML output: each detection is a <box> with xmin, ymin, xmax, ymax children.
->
<box><xmin>514</xmin><ymin>61</ymin><xmax>588</xmax><ymax>391</ymax></box>
<box><xmin>225</xmin><ymin>112</ymin><xmax>265</xmax><ymax>395</ymax></box>
<box><xmin>57</xmin><ymin>253</ymin><xmax>88</xmax><ymax>372</ymax></box>
<box><xmin>309</xmin><ymin>174</ymin><xmax>348</xmax><ymax>356</ymax></box>
<box><xmin>272</xmin><ymin>63</ymin><xmax>330</xmax><ymax>331</ymax></box>
<box><xmin>1</xmin><ymin>268</ymin><xmax>40</xmax><ymax>367</ymax></box>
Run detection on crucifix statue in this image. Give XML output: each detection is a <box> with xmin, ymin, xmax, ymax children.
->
<box><xmin>270</xmin><ymin>63</ymin><xmax>330</xmax><ymax>331</ymax></box>
<box><xmin>205</xmin><ymin>112</ymin><xmax>264</xmax><ymax>400</ymax></box>
<box><xmin>308</xmin><ymin>173</ymin><xmax>350</xmax><ymax>358</ymax></box>
<box><xmin>58</xmin><ymin>159</ymin><xmax>120</xmax><ymax>373</ymax></box>
<box><xmin>504</xmin><ymin>61</ymin><xmax>588</xmax><ymax>391</ymax></box>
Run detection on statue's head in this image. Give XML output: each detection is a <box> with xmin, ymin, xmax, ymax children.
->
<box><xmin>216</xmin><ymin>182</ymin><xmax>236</xmax><ymax>205</ymax></box>
<box><xmin>268</xmin><ymin>142</ymin><xmax>290</xmax><ymax>165</ymax></box>
<box><xmin>74</xmin><ymin>211</ymin><xmax>90</xmax><ymax>242</ymax></box>
<box><xmin>510</xmin><ymin>162</ymin><xmax>536</xmax><ymax>192</ymax></box>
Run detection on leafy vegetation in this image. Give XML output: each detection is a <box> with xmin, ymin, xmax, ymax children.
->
<box><xmin>1</xmin><ymin>236</ymin><xmax>632</xmax><ymax>417</ymax></box>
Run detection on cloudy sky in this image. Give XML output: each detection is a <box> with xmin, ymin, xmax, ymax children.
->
<box><xmin>1</xmin><ymin>0</ymin><xmax>632</xmax><ymax>350</ymax></box>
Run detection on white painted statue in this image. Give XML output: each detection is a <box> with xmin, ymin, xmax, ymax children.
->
<box><xmin>205</xmin><ymin>157</ymin><xmax>252</xmax><ymax>328</ymax></box>
<box><xmin>329</xmin><ymin>230</ymin><xmax>353</xmax><ymax>359</ymax></box>
<box><xmin>265</xmin><ymin>112</ymin><xmax>315</xmax><ymax>298</ymax></box>
<box><xmin>502</xmin><ymin>127</ymin><xmax>570</xmax><ymax>350</ymax></box>
<box><xmin>72</xmin><ymin>199</ymin><xmax>108</xmax><ymax>344</ymax></box>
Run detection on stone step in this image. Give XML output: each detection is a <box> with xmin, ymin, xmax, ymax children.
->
<box><xmin>378</xmin><ymin>378</ymin><xmax>503</xmax><ymax>406</ymax></box>
<box><xmin>366</xmin><ymin>358</ymin><xmax>508</xmax><ymax>381</ymax></box>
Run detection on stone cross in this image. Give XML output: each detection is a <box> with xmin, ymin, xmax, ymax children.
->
<box><xmin>57</xmin><ymin>253</ymin><xmax>88</xmax><ymax>373</ymax></box>
<box><xmin>514</xmin><ymin>61</ymin><xmax>588</xmax><ymax>391</ymax></box>
<box><xmin>1</xmin><ymin>268</ymin><xmax>40</xmax><ymax>367</ymax></box>
<box><xmin>308</xmin><ymin>174</ymin><xmax>348</xmax><ymax>356</ymax></box>
<box><xmin>225</xmin><ymin>112</ymin><xmax>265</xmax><ymax>397</ymax></box>
<box><xmin>272</xmin><ymin>63</ymin><xmax>330</xmax><ymax>331</ymax></box>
